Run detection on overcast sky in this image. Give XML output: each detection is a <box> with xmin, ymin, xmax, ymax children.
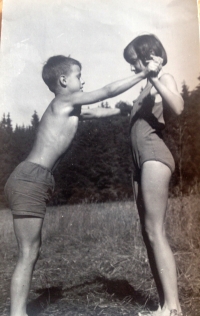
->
<box><xmin>0</xmin><ymin>0</ymin><xmax>199</xmax><ymax>127</ymax></box>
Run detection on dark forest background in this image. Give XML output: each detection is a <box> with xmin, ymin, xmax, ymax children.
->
<box><xmin>0</xmin><ymin>79</ymin><xmax>200</xmax><ymax>207</ymax></box>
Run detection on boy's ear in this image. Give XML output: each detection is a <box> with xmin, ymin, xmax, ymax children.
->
<box><xmin>59</xmin><ymin>75</ymin><xmax>67</xmax><ymax>87</ymax></box>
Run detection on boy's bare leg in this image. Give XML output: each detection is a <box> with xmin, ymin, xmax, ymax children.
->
<box><xmin>137</xmin><ymin>161</ymin><xmax>181</xmax><ymax>315</ymax></box>
<box><xmin>10</xmin><ymin>215</ymin><xmax>43</xmax><ymax>316</ymax></box>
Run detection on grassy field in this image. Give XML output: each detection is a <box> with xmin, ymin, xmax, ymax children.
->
<box><xmin>0</xmin><ymin>195</ymin><xmax>200</xmax><ymax>316</ymax></box>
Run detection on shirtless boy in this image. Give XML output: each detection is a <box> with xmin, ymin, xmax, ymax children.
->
<box><xmin>4</xmin><ymin>55</ymin><xmax>162</xmax><ymax>316</ymax></box>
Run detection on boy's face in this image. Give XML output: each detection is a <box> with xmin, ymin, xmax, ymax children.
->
<box><xmin>129</xmin><ymin>48</ymin><xmax>146</xmax><ymax>74</ymax></box>
<box><xmin>66</xmin><ymin>65</ymin><xmax>84</xmax><ymax>93</ymax></box>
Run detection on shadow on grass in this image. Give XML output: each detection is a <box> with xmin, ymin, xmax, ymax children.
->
<box><xmin>63</xmin><ymin>276</ymin><xmax>156</xmax><ymax>308</ymax></box>
<box><xmin>96</xmin><ymin>276</ymin><xmax>155</xmax><ymax>308</ymax></box>
<box><xmin>27</xmin><ymin>278</ymin><xmax>156</xmax><ymax>315</ymax></box>
<box><xmin>27</xmin><ymin>286</ymin><xmax>63</xmax><ymax>316</ymax></box>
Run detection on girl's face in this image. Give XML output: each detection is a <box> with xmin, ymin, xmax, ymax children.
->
<box><xmin>129</xmin><ymin>48</ymin><xmax>146</xmax><ymax>74</ymax></box>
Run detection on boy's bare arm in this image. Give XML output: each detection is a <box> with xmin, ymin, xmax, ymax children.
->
<box><xmin>80</xmin><ymin>101</ymin><xmax>133</xmax><ymax>120</ymax></box>
<box><xmin>80</xmin><ymin>107</ymin><xmax>121</xmax><ymax>120</ymax></box>
<box><xmin>71</xmin><ymin>69</ymin><xmax>150</xmax><ymax>106</ymax></box>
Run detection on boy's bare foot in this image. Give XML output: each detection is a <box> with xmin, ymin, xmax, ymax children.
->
<box><xmin>138</xmin><ymin>309</ymin><xmax>183</xmax><ymax>316</ymax></box>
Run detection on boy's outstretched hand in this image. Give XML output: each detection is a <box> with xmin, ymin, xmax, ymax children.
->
<box><xmin>115</xmin><ymin>102</ymin><xmax>132</xmax><ymax>116</ymax></box>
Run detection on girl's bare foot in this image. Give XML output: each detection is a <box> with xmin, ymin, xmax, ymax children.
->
<box><xmin>138</xmin><ymin>308</ymin><xmax>183</xmax><ymax>316</ymax></box>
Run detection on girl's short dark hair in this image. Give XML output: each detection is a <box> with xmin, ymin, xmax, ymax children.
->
<box><xmin>124</xmin><ymin>34</ymin><xmax>167</xmax><ymax>66</ymax></box>
<box><xmin>42</xmin><ymin>55</ymin><xmax>82</xmax><ymax>93</ymax></box>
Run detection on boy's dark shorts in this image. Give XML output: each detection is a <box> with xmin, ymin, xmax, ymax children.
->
<box><xmin>4</xmin><ymin>161</ymin><xmax>55</xmax><ymax>218</ymax></box>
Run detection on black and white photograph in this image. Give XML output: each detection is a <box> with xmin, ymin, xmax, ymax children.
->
<box><xmin>0</xmin><ymin>1</ymin><xmax>200</xmax><ymax>315</ymax></box>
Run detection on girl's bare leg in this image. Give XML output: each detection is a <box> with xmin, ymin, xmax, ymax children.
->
<box><xmin>136</xmin><ymin>161</ymin><xmax>181</xmax><ymax>315</ymax></box>
<box><xmin>10</xmin><ymin>215</ymin><xmax>43</xmax><ymax>316</ymax></box>
<box><xmin>133</xmin><ymin>178</ymin><xmax>164</xmax><ymax>308</ymax></box>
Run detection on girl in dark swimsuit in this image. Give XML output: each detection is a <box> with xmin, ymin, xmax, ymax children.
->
<box><xmin>124</xmin><ymin>34</ymin><xmax>184</xmax><ymax>316</ymax></box>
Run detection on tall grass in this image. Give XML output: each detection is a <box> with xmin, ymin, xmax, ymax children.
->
<box><xmin>0</xmin><ymin>196</ymin><xmax>200</xmax><ymax>315</ymax></box>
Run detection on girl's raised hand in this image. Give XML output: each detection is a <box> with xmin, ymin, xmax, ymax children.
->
<box><xmin>146</xmin><ymin>55</ymin><xmax>163</xmax><ymax>78</ymax></box>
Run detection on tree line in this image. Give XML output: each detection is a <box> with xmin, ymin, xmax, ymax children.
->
<box><xmin>0</xmin><ymin>80</ymin><xmax>200</xmax><ymax>206</ymax></box>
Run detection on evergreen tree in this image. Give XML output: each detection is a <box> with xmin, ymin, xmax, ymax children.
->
<box><xmin>0</xmin><ymin>113</ymin><xmax>15</xmax><ymax>205</ymax></box>
<box><xmin>181</xmin><ymin>81</ymin><xmax>190</xmax><ymax>101</ymax></box>
<box><xmin>6</xmin><ymin>113</ymin><xmax>13</xmax><ymax>133</ymax></box>
<box><xmin>31</xmin><ymin>111</ymin><xmax>40</xmax><ymax>130</ymax></box>
<box><xmin>0</xmin><ymin>113</ymin><xmax>6</xmax><ymax>129</ymax></box>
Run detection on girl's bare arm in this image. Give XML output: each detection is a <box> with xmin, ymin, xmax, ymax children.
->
<box><xmin>150</xmin><ymin>73</ymin><xmax>184</xmax><ymax>115</ymax></box>
<box><xmin>145</xmin><ymin>55</ymin><xmax>184</xmax><ymax>115</ymax></box>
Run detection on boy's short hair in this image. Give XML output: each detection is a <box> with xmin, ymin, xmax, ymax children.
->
<box><xmin>42</xmin><ymin>55</ymin><xmax>82</xmax><ymax>93</ymax></box>
<box><xmin>124</xmin><ymin>34</ymin><xmax>167</xmax><ymax>66</ymax></box>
